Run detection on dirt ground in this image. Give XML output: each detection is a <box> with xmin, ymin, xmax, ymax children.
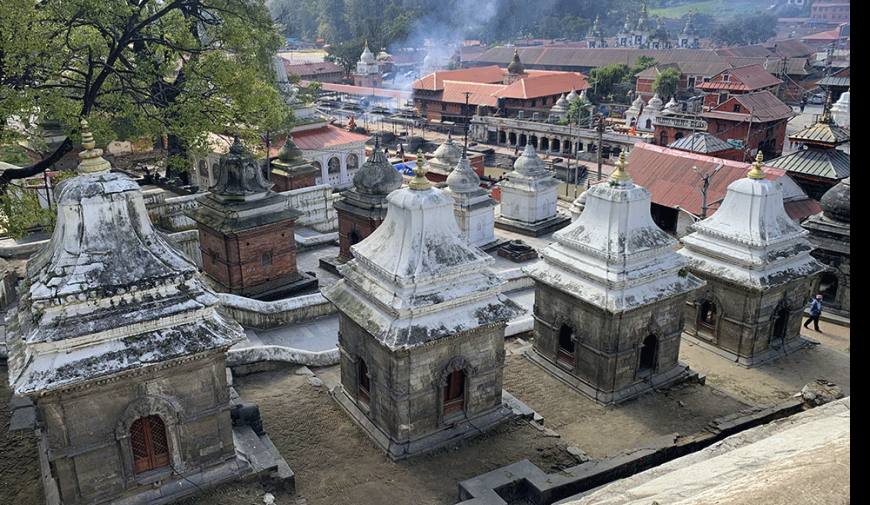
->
<box><xmin>0</xmin><ymin>320</ymin><xmax>850</xmax><ymax>505</ymax></box>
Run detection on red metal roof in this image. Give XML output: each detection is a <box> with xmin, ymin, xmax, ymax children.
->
<box><xmin>440</xmin><ymin>81</ymin><xmax>503</xmax><ymax>106</ymax></box>
<box><xmin>283</xmin><ymin>61</ymin><xmax>343</xmax><ymax>76</ymax></box>
<box><xmin>696</xmin><ymin>64</ymin><xmax>782</xmax><ymax>92</ymax></box>
<box><xmin>281</xmin><ymin>125</ymin><xmax>369</xmax><ymax>151</ymax></box>
<box><xmin>493</xmin><ymin>72</ymin><xmax>588</xmax><ymax>99</ymax></box>
<box><xmin>783</xmin><ymin>198</ymin><xmax>822</xmax><ymax>222</ymax></box>
<box><xmin>623</xmin><ymin>142</ymin><xmax>794</xmax><ymax>216</ymax></box>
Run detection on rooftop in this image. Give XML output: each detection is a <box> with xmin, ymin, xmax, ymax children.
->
<box><xmin>272</xmin><ymin>125</ymin><xmax>370</xmax><ymax>152</ymax></box>
<box><xmin>696</xmin><ymin>64</ymin><xmax>783</xmax><ymax>92</ymax></box>
<box><xmin>282</xmin><ymin>60</ymin><xmax>343</xmax><ymax>76</ymax></box>
<box><xmin>702</xmin><ymin>90</ymin><xmax>794</xmax><ymax>123</ymax></box>
<box><xmin>412</xmin><ymin>65</ymin><xmax>588</xmax><ymax>103</ymax></box>
<box><xmin>623</xmin><ymin>143</ymin><xmax>820</xmax><ymax>220</ymax></box>
<box><xmin>766</xmin><ymin>147</ymin><xmax>851</xmax><ymax>180</ymax></box>
<box><xmin>667</xmin><ymin>133</ymin><xmax>736</xmax><ymax>154</ymax></box>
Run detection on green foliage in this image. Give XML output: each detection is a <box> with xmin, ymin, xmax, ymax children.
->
<box><xmin>0</xmin><ymin>0</ymin><xmax>293</xmax><ymax>181</ymax></box>
<box><xmin>567</xmin><ymin>97</ymin><xmax>593</xmax><ymax>126</ymax></box>
<box><xmin>0</xmin><ymin>145</ymin><xmax>31</xmax><ymax>165</ymax></box>
<box><xmin>0</xmin><ymin>186</ymin><xmax>54</xmax><ymax>239</ymax></box>
<box><xmin>712</xmin><ymin>12</ymin><xmax>777</xmax><ymax>46</ymax></box>
<box><xmin>653</xmin><ymin>67</ymin><xmax>681</xmax><ymax>99</ymax></box>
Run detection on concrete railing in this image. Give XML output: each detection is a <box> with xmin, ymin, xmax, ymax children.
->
<box><xmin>227</xmin><ymin>345</ymin><xmax>339</xmax><ymax>367</ymax></box>
<box><xmin>218</xmin><ymin>292</ymin><xmax>337</xmax><ymax>330</ymax></box>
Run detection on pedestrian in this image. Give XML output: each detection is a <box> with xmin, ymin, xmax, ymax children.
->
<box><xmin>800</xmin><ymin>95</ymin><xmax>807</xmax><ymax>113</ymax></box>
<box><xmin>803</xmin><ymin>294</ymin><xmax>823</xmax><ymax>332</ymax></box>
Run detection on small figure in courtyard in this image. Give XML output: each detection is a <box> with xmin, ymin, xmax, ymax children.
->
<box><xmin>800</xmin><ymin>94</ymin><xmax>808</xmax><ymax>113</ymax></box>
<box><xmin>804</xmin><ymin>294</ymin><xmax>823</xmax><ymax>332</ymax></box>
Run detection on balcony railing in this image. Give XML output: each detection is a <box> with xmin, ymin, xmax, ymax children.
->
<box><xmin>653</xmin><ymin>115</ymin><xmax>708</xmax><ymax>130</ymax></box>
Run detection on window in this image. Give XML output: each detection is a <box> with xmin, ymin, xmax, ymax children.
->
<box><xmin>771</xmin><ymin>307</ymin><xmax>789</xmax><ymax>344</ymax></box>
<box><xmin>531</xmin><ymin>99</ymin><xmax>537</xmax><ymax>107</ymax></box>
<box><xmin>130</xmin><ymin>415</ymin><xmax>170</xmax><ymax>474</ymax></box>
<box><xmin>645</xmin><ymin>118</ymin><xmax>652</xmax><ymax>130</ymax></box>
<box><xmin>441</xmin><ymin>103</ymin><xmax>447</xmax><ymax>111</ymax></box>
<box><xmin>718</xmin><ymin>92</ymin><xmax>728</xmax><ymax>104</ymax></box>
<box><xmin>327</xmin><ymin>156</ymin><xmax>341</xmax><ymax>174</ymax></box>
<box><xmin>261</xmin><ymin>251</ymin><xmax>272</xmax><ymax>266</ymax></box>
<box><xmin>733</xmin><ymin>104</ymin><xmax>742</xmax><ymax>113</ymax></box>
<box><xmin>358</xmin><ymin>359</ymin><xmax>370</xmax><ymax>404</ymax></box>
<box><xmin>557</xmin><ymin>324</ymin><xmax>575</xmax><ymax>365</ymax></box>
<box><xmin>722</xmin><ymin>74</ymin><xmax>730</xmax><ymax>82</ymax></box>
<box><xmin>442</xmin><ymin>370</ymin><xmax>465</xmax><ymax>416</ymax></box>
<box><xmin>659</xmin><ymin>131</ymin><xmax>668</xmax><ymax>145</ymax></box>
<box><xmin>687</xmin><ymin>76</ymin><xmax>696</xmax><ymax>88</ymax></box>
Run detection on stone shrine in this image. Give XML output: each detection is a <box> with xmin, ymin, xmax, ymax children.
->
<box><xmin>320</xmin><ymin>138</ymin><xmax>404</xmax><ymax>274</ymax></box>
<box><xmin>444</xmin><ymin>150</ymin><xmax>498</xmax><ymax>250</ymax></box>
<box><xmin>426</xmin><ymin>132</ymin><xmax>463</xmax><ymax>178</ymax></box>
<box><xmin>494</xmin><ymin>143</ymin><xmax>570</xmax><ymax>236</ymax></box>
<box><xmin>679</xmin><ymin>153</ymin><xmax>825</xmax><ymax>366</ymax></box>
<box><xmin>270</xmin><ymin>135</ymin><xmax>320</xmax><ymax>192</ymax></box>
<box><xmin>322</xmin><ymin>157</ymin><xmax>525</xmax><ymax>459</ymax></box>
<box><xmin>802</xmin><ymin>177</ymin><xmax>850</xmax><ymax>317</ymax></box>
<box><xmin>525</xmin><ymin>152</ymin><xmax>704</xmax><ymax>404</ymax></box>
<box><xmin>190</xmin><ymin>137</ymin><xmax>315</xmax><ymax>299</ymax></box>
<box><xmin>6</xmin><ymin>121</ymin><xmax>291</xmax><ymax>505</ymax></box>
<box><xmin>830</xmin><ymin>89</ymin><xmax>850</xmax><ymax>128</ymax></box>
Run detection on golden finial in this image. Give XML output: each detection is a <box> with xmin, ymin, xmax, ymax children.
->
<box><xmin>77</xmin><ymin>118</ymin><xmax>111</xmax><ymax>174</ymax></box>
<box><xmin>747</xmin><ymin>150</ymin><xmax>765</xmax><ymax>179</ymax></box>
<box><xmin>409</xmin><ymin>149</ymin><xmax>431</xmax><ymax>190</ymax></box>
<box><xmin>609</xmin><ymin>150</ymin><xmax>631</xmax><ymax>182</ymax></box>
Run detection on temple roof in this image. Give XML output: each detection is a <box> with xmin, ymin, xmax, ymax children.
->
<box><xmin>667</xmin><ymin>132</ymin><xmax>735</xmax><ymax>154</ymax></box>
<box><xmin>507</xmin><ymin>49</ymin><xmax>525</xmax><ymax>74</ymax></box>
<box><xmin>8</xmin><ymin>121</ymin><xmax>243</xmax><ymax>395</ymax></box>
<box><xmin>787</xmin><ymin>120</ymin><xmax>850</xmax><ymax>146</ymax></box>
<box><xmin>323</xmin><ymin>163</ymin><xmax>523</xmax><ymax>349</ymax></box>
<box><xmin>820</xmin><ymin>177</ymin><xmax>850</xmax><ymax>223</ymax></box>
<box><xmin>352</xmin><ymin>139</ymin><xmax>403</xmax><ymax>196</ymax></box>
<box><xmin>765</xmin><ymin>147</ymin><xmax>850</xmax><ymax>180</ymax></box>
<box><xmin>446</xmin><ymin>153</ymin><xmax>482</xmax><ymax>193</ymax></box>
<box><xmin>678</xmin><ymin>153</ymin><xmax>824</xmax><ymax>289</ymax></box>
<box><xmin>429</xmin><ymin>133</ymin><xmax>463</xmax><ymax>171</ymax></box>
<box><xmin>525</xmin><ymin>153</ymin><xmax>704</xmax><ymax>312</ymax></box>
<box><xmin>209</xmin><ymin>137</ymin><xmax>274</xmax><ymax>200</ymax></box>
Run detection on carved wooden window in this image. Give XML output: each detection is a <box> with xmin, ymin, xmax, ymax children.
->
<box><xmin>358</xmin><ymin>359</ymin><xmax>370</xmax><ymax>404</ymax></box>
<box><xmin>130</xmin><ymin>415</ymin><xmax>170</xmax><ymax>474</ymax></box>
<box><xmin>557</xmin><ymin>324</ymin><xmax>575</xmax><ymax>365</ymax></box>
<box><xmin>442</xmin><ymin>370</ymin><xmax>465</xmax><ymax>416</ymax></box>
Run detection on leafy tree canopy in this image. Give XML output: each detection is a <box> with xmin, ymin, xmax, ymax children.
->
<box><xmin>712</xmin><ymin>12</ymin><xmax>777</xmax><ymax>46</ymax></box>
<box><xmin>0</xmin><ymin>0</ymin><xmax>293</xmax><ymax>184</ymax></box>
<box><xmin>653</xmin><ymin>67</ymin><xmax>681</xmax><ymax>98</ymax></box>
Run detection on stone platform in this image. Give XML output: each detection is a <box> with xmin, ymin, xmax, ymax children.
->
<box><xmin>318</xmin><ymin>255</ymin><xmax>349</xmax><ymax>276</ymax></box>
<box><xmin>330</xmin><ymin>385</ymin><xmax>532</xmax><ymax>461</ymax></box>
<box><xmin>526</xmin><ymin>349</ymin><xmax>701</xmax><ymax>405</ymax></box>
<box><xmin>682</xmin><ymin>333</ymin><xmax>814</xmax><ymax>368</ymax></box>
<box><xmin>494</xmin><ymin>213</ymin><xmax>571</xmax><ymax>237</ymax></box>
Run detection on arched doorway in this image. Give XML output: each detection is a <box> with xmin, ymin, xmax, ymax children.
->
<box><xmin>540</xmin><ymin>137</ymin><xmax>550</xmax><ymax>151</ymax></box>
<box><xmin>358</xmin><ymin>358</ymin><xmax>371</xmax><ymax>405</ymax></box>
<box><xmin>552</xmin><ymin>138</ymin><xmax>561</xmax><ymax>152</ymax></box>
<box><xmin>819</xmin><ymin>272</ymin><xmax>838</xmax><ymax>303</ymax></box>
<box><xmin>518</xmin><ymin>133</ymin><xmax>527</xmax><ymax>147</ymax></box>
<box><xmin>645</xmin><ymin>118</ymin><xmax>652</xmax><ymax>130</ymax></box>
<box><xmin>638</xmin><ymin>335</ymin><xmax>658</xmax><ymax>373</ymax></box>
<box><xmin>557</xmin><ymin>324</ymin><xmax>575</xmax><ymax>365</ymax></box>
<box><xmin>509</xmin><ymin>132</ymin><xmax>517</xmax><ymax>145</ymax></box>
<box><xmin>348</xmin><ymin>228</ymin><xmax>362</xmax><ymax>247</ymax></box>
<box><xmin>327</xmin><ymin>156</ymin><xmax>342</xmax><ymax>185</ymax></box>
<box><xmin>530</xmin><ymin>135</ymin><xmax>538</xmax><ymax>149</ymax></box>
<box><xmin>130</xmin><ymin>415</ymin><xmax>170</xmax><ymax>474</ymax></box>
<box><xmin>346</xmin><ymin>153</ymin><xmax>359</xmax><ymax>173</ymax></box>
<box><xmin>659</xmin><ymin>131</ymin><xmax>668</xmax><ymax>145</ymax></box>
<box><xmin>442</xmin><ymin>370</ymin><xmax>465</xmax><ymax>416</ymax></box>
<box><xmin>499</xmin><ymin>131</ymin><xmax>507</xmax><ymax>144</ymax></box>
<box><xmin>697</xmin><ymin>300</ymin><xmax>717</xmax><ymax>338</ymax></box>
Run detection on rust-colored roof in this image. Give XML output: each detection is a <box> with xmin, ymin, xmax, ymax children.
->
<box><xmin>703</xmin><ymin>90</ymin><xmax>794</xmax><ymax>122</ymax></box>
<box><xmin>283</xmin><ymin>61</ymin><xmax>343</xmax><ymax>76</ymax></box>
<box><xmin>624</xmin><ymin>142</ymin><xmax>791</xmax><ymax>217</ymax></box>
<box><xmin>493</xmin><ymin>72</ymin><xmax>588</xmax><ymax>99</ymax></box>
<box><xmin>288</xmin><ymin>125</ymin><xmax>370</xmax><ymax>151</ymax></box>
<box><xmin>802</xmin><ymin>28</ymin><xmax>843</xmax><ymax>41</ymax></box>
<box><xmin>696</xmin><ymin>64</ymin><xmax>782</xmax><ymax>92</ymax></box>
<box><xmin>439</xmin><ymin>81</ymin><xmax>502</xmax><ymax>106</ymax></box>
<box><xmin>412</xmin><ymin>66</ymin><xmax>506</xmax><ymax>90</ymax></box>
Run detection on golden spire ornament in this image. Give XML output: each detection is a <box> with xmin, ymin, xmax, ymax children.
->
<box><xmin>409</xmin><ymin>150</ymin><xmax>431</xmax><ymax>190</ymax></box>
<box><xmin>747</xmin><ymin>150</ymin><xmax>765</xmax><ymax>180</ymax></box>
<box><xmin>610</xmin><ymin>150</ymin><xmax>631</xmax><ymax>182</ymax></box>
<box><xmin>77</xmin><ymin>119</ymin><xmax>111</xmax><ymax>174</ymax></box>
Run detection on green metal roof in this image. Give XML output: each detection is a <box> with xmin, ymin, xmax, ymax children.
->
<box><xmin>766</xmin><ymin>147</ymin><xmax>850</xmax><ymax>180</ymax></box>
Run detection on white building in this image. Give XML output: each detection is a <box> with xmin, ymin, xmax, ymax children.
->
<box><xmin>444</xmin><ymin>153</ymin><xmax>498</xmax><ymax>249</ymax></box>
<box><xmin>494</xmin><ymin>143</ymin><xmax>569</xmax><ymax>236</ymax></box>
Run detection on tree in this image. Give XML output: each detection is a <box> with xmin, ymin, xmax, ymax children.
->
<box><xmin>567</xmin><ymin>96</ymin><xmax>593</xmax><ymax>126</ymax></box>
<box><xmin>588</xmin><ymin>64</ymin><xmax>631</xmax><ymax>103</ymax></box>
<box><xmin>712</xmin><ymin>13</ymin><xmax>777</xmax><ymax>46</ymax></box>
<box><xmin>653</xmin><ymin>67</ymin><xmax>681</xmax><ymax>99</ymax></box>
<box><xmin>0</xmin><ymin>0</ymin><xmax>293</xmax><ymax>185</ymax></box>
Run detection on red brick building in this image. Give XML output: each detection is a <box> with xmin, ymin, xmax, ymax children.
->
<box><xmin>654</xmin><ymin>90</ymin><xmax>794</xmax><ymax>160</ymax></box>
<box><xmin>696</xmin><ymin>64</ymin><xmax>783</xmax><ymax>108</ymax></box>
<box><xmin>634</xmin><ymin>61</ymin><xmax>731</xmax><ymax>101</ymax></box>
<box><xmin>269</xmin><ymin>136</ymin><xmax>320</xmax><ymax>192</ymax></box>
<box><xmin>190</xmin><ymin>138</ymin><xmax>316</xmax><ymax>299</ymax></box>
<box><xmin>810</xmin><ymin>2</ymin><xmax>850</xmax><ymax>24</ymax></box>
<box><xmin>413</xmin><ymin>56</ymin><xmax>588</xmax><ymax>123</ymax></box>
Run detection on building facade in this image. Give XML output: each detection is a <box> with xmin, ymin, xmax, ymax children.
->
<box><xmin>802</xmin><ymin>178</ymin><xmax>850</xmax><ymax>317</ymax></box>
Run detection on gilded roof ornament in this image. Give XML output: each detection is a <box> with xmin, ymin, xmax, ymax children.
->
<box><xmin>409</xmin><ymin>150</ymin><xmax>431</xmax><ymax>190</ymax></box>
<box><xmin>77</xmin><ymin>119</ymin><xmax>111</xmax><ymax>174</ymax></box>
<box><xmin>747</xmin><ymin>150</ymin><xmax>766</xmax><ymax>179</ymax></box>
<box><xmin>610</xmin><ymin>151</ymin><xmax>631</xmax><ymax>182</ymax></box>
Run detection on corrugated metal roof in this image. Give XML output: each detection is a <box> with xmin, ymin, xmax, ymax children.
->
<box><xmin>765</xmin><ymin>147</ymin><xmax>850</xmax><ymax>180</ymax></box>
<box><xmin>624</xmin><ymin>142</ymin><xmax>794</xmax><ymax>216</ymax></box>
<box><xmin>784</xmin><ymin>198</ymin><xmax>823</xmax><ymax>222</ymax></box>
<box><xmin>817</xmin><ymin>76</ymin><xmax>850</xmax><ymax>87</ymax></box>
<box><xmin>667</xmin><ymin>133</ymin><xmax>735</xmax><ymax>153</ymax></box>
<box><xmin>315</xmin><ymin>82</ymin><xmax>411</xmax><ymax>100</ymax></box>
<box><xmin>290</xmin><ymin>125</ymin><xmax>370</xmax><ymax>150</ymax></box>
<box><xmin>696</xmin><ymin>64</ymin><xmax>783</xmax><ymax>92</ymax></box>
<box><xmin>788</xmin><ymin>121</ymin><xmax>850</xmax><ymax>145</ymax></box>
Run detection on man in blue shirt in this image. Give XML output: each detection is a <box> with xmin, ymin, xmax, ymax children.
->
<box><xmin>803</xmin><ymin>294</ymin><xmax>823</xmax><ymax>332</ymax></box>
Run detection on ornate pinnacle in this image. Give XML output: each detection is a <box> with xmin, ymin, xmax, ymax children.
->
<box><xmin>77</xmin><ymin>119</ymin><xmax>111</xmax><ymax>174</ymax></box>
<box><xmin>747</xmin><ymin>150</ymin><xmax>766</xmax><ymax>179</ymax></box>
<box><xmin>409</xmin><ymin>150</ymin><xmax>431</xmax><ymax>190</ymax></box>
<box><xmin>610</xmin><ymin>150</ymin><xmax>631</xmax><ymax>182</ymax></box>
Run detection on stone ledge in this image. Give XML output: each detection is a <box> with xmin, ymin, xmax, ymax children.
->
<box><xmin>227</xmin><ymin>345</ymin><xmax>340</xmax><ymax>368</ymax></box>
<box><xmin>494</xmin><ymin>214</ymin><xmax>572</xmax><ymax>237</ymax></box>
<box><xmin>682</xmin><ymin>333</ymin><xmax>813</xmax><ymax>367</ymax></box>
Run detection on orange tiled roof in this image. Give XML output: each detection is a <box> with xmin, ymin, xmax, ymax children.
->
<box><xmin>285</xmin><ymin>125</ymin><xmax>370</xmax><ymax>151</ymax></box>
<box><xmin>493</xmin><ymin>72</ymin><xmax>588</xmax><ymax>99</ymax></box>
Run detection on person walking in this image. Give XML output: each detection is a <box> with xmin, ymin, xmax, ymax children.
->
<box><xmin>804</xmin><ymin>294</ymin><xmax>823</xmax><ymax>332</ymax></box>
<box><xmin>800</xmin><ymin>94</ymin><xmax>808</xmax><ymax>113</ymax></box>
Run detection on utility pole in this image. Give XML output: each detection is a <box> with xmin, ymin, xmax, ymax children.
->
<box><xmin>694</xmin><ymin>163</ymin><xmax>723</xmax><ymax>219</ymax></box>
<box><xmin>462</xmin><ymin>91</ymin><xmax>471</xmax><ymax>150</ymax></box>
<box><xmin>595</xmin><ymin>113</ymin><xmax>605</xmax><ymax>181</ymax></box>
